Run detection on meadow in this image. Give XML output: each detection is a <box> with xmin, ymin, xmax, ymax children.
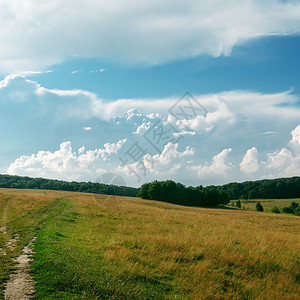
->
<box><xmin>234</xmin><ymin>198</ymin><xmax>300</xmax><ymax>212</ymax></box>
<box><xmin>0</xmin><ymin>189</ymin><xmax>299</xmax><ymax>299</ymax></box>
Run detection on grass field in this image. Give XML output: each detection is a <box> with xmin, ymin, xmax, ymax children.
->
<box><xmin>231</xmin><ymin>198</ymin><xmax>300</xmax><ymax>212</ymax></box>
<box><xmin>0</xmin><ymin>189</ymin><xmax>299</xmax><ymax>299</ymax></box>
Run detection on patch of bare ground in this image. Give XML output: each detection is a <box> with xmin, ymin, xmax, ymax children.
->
<box><xmin>4</xmin><ymin>237</ymin><xmax>37</xmax><ymax>300</ymax></box>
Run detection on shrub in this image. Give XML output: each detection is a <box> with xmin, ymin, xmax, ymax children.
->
<box><xmin>294</xmin><ymin>207</ymin><xmax>300</xmax><ymax>216</ymax></box>
<box><xmin>271</xmin><ymin>206</ymin><xmax>281</xmax><ymax>214</ymax></box>
<box><xmin>256</xmin><ymin>202</ymin><xmax>264</xmax><ymax>212</ymax></box>
<box><xmin>290</xmin><ymin>201</ymin><xmax>299</xmax><ymax>211</ymax></box>
<box><xmin>282</xmin><ymin>206</ymin><xmax>294</xmax><ymax>214</ymax></box>
<box><xmin>236</xmin><ymin>200</ymin><xmax>241</xmax><ymax>208</ymax></box>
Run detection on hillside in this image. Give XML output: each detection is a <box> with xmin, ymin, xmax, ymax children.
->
<box><xmin>1</xmin><ymin>189</ymin><xmax>299</xmax><ymax>299</ymax></box>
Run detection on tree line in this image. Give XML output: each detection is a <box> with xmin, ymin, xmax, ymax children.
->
<box><xmin>210</xmin><ymin>177</ymin><xmax>300</xmax><ymax>200</ymax></box>
<box><xmin>0</xmin><ymin>174</ymin><xmax>138</xmax><ymax>197</ymax></box>
<box><xmin>1</xmin><ymin>174</ymin><xmax>299</xmax><ymax>205</ymax></box>
<box><xmin>138</xmin><ymin>180</ymin><xmax>229</xmax><ymax>207</ymax></box>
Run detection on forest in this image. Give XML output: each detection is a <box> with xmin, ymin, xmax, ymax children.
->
<box><xmin>0</xmin><ymin>174</ymin><xmax>138</xmax><ymax>197</ymax></box>
<box><xmin>0</xmin><ymin>174</ymin><xmax>299</xmax><ymax>203</ymax></box>
<box><xmin>138</xmin><ymin>180</ymin><xmax>229</xmax><ymax>207</ymax></box>
<box><xmin>211</xmin><ymin>176</ymin><xmax>300</xmax><ymax>200</ymax></box>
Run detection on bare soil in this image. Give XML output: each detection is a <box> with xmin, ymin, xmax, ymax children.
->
<box><xmin>4</xmin><ymin>237</ymin><xmax>37</xmax><ymax>300</ymax></box>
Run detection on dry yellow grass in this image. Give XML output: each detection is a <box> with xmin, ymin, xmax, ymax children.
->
<box><xmin>236</xmin><ymin>198</ymin><xmax>300</xmax><ymax>211</ymax></box>
<box><xmin>71</xmin><ymin>193</ymin><xmax>300</xmax><ymax>298</ymax></box>
<box><xmin>0</xmin><ymin>189</ymin><xmax>56</xmax><ymax>225</ymax></box>
<box><xmin>1</xmin><ymin>189</ymin><xmax>300</xmax><ymax>299</ymax></box>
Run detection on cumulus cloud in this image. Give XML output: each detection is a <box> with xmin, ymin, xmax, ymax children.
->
<box><xmin>240</xmin><ymin>147</ymin><xmax>259</xmax><ymax>174</ymax></box>
<box><xmin>133</xmin><ymin>122</ymin><xmax>152</xmax><ymax>135</ymax></box>
<box><xmin>117</xmin><ymin>142</ymin><xmax>195</xmax><ymax>179</ymax></box>
<box><xmin>1</xmin><ymin>74</ymin><xmax>300</xmax><ymax>185</ymax></box>
<box><xmin>264</xmin><ymin>125</ymin><xmax>300</xmax><ymax>177</ymax></box>
<box><xmin>0</xmin><ymin>0</ymin><xmax>300</xmax><ymax>72</ymax></box>
<box><xmin>7</xmin><ymin>139</ymin><xmax>127</xmax><ymax>181</ymax></box>
<box><xmin>289</xmin><ymin>125</ymin><xmax>300</xmax><ymax>152</ymax></box>
<box><xmin>143</xmin><ymin>142</ymin><xmax>195</xmax><ymax>175</ymax></box>
<box><xmin>190</xmin><ymin>148</ymin><xmax>233</xmax><ymax>178</ymax></box>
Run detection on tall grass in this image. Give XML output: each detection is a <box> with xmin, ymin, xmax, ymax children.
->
<box><xmin>1</xmin><ymin>189</ymin><xmax>299</xmax><ymax>299</ymax></box>
<box><xmin>237</xmin><ymin>198</ymin><xmax>300</xmax><ymax>211</ymax></box>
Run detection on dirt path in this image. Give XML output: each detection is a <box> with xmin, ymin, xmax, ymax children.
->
<box><xmin>4</xmin><ymin>237</ymin><xmax>37</xmax><ymax>300</ymax></box>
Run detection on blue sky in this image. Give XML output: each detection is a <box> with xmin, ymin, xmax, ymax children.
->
<box><xmin>0</xmin><ymin>0</ymin><xmax>300</xmax><ymax>187</ymax></box>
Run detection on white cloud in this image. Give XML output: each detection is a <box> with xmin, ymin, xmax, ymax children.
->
<box><xmin>266</xmin><ymin>148</ymin><xmax>293</xmax><ymax>170</ymax></box>
<box><xmin>176</xmin><ymin>95</ymin><xmax>234</xmax><ymax>133</ymax></box>
<box><xmin>0</xmin><ymin>0</ymin><xmax>300</xmax><ymax>72</ymax></box>
<box><xmin>1</xmin><ymin>74</ymin><xmax>299</xmax><ymax>125</ymax></box>
<box><xmin>173</xmin><ymin>130</ymin><xmax>196</xmax><ymax>137</ymax></box>
<box><xmin>289</xmin><ymin>125</ymin><xmax>300</xmax><ymax>152</ymax></box>
<box><xmin>83</xmin><ymin>126</ymin><xmax>92</xmax><ymax>131</ymax></box>
<box><xmin>264</xmin><ymin>125</ymin><xmax>300</xmax><ymax>177</ymax></box>
<box><xmin>103</xmin><ymin>139</ymin><xmax>127</xmax><ymax>155</ymax></box>
<box><xmin>143</xmin><ymin>142</ymin><xmax>195</xmax><ymax>175</ymax></box>
<box><xmin>1</xmin><ymin>74</ymin><xmax>300</xmax><ymax>185</ymax></box>
<box><xmin>240</xmin><ymin>147</ymin><xmax>259</xmax><ymax>174</ymax></box>
<box><xmin>117</xmin><ymin>142</ymin><xmax>195</xmax><ymax>178</ymax></box>
<box><xmin>262</xmin><ymin>131</ymin><xmax>277</xmax><ymax>135</ymax></box>
<box><xmin>133</xmin><ymin>122</ymin><xmax>152</xmax><ymax>135</ymax></box>
<box><xmin>71</xmin><ymin>70</ymin><xmax>83</xmax><ymax>75</ymax></box>
<box><xmin>7</xmin><ymin>139</ymin><xmax>127</xmax><ymax>181</ymax></box>
<box><xmin>190</xmin><ymin>148</ymin><xmax>233</xmax><ymax>178</ymax></box>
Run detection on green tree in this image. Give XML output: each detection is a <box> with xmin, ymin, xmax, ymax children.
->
<box><xmin>137</xmin><ymin>183</ymin><xmax>150</xmax><ymax>199</ymax></box>
<box><xmin>248</xmin><ymin>190</ymin><xmax>257</xmax><ymax>199</ymax></box>
<box><xmin>236</xmin><ymin>200</ymin><xmax>241</xmax><ymax>208</ymax></box>
<box><xmin>256</xmin><ymin>202</ymin><xmax>264</xmax><ymax>212</ymax></box>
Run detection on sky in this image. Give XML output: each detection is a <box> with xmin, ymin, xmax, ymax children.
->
<box><xmin>0</xmin><ymin>0</ymin><xmax>300</xmax><ymax>187</ymax></box>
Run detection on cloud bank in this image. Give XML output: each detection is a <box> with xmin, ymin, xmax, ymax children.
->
<box><xmin>1</xmin><ymin>0</ymin><xmax>300</xmax><ymax>72</ymax></box>
<box><xmin>7</xmin><ymin>139</ymin><xmax>127</xmax><ymax>181</ymax></box>
<box><xmin>1</xmin><ymin>74</ymin><xmax>300</xmax><ymax>185</ymax></box>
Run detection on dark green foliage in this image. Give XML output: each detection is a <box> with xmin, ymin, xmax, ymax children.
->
<box><xmin>282</xmin><ymin>201</ymin><xmax>299</xmax><ymax>215</ymax></box>
<box><xmin>208</xmin><ymin>177</ymin><xmax>300</xmax><ymax>200</ymax></box>
<box><xmin>282</xmin><ymin>206</ymin><xmax>294</xmax><ymax>214</ymax></box>
<box><xmin>137</xmin><ymin>180</ymin><xmax>229</xmax><ymax>207</ymax></box>
<box><xmin>236</xmin><ymin>200</ymin><xmax>241</xmax><ymax>208</ymax></box>
<box><xmin>0</xmin><ymin>174</ymin><xmax>138</xmax><ymax>197</ymax></box>
<box><xmin>271</xmin><ymin>206</ymin><xmax>281</xmax><ymax>214</ymax></box>
<box><xmin>256</xmin><ymin>202</ymin><xmax>264</xmax><ymax>212</ymax></box>
<box><xmin>289</xmin><ymin>201</ymin><xmax>299</xmax><ymax>211</ymax></box>
<box><xmin>294</xmin><ymin>207</ymin><xmax>300</xmax><ymax>216</ymax></box>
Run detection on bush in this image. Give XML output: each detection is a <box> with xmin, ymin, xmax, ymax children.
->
<box><xmin>236</xmin><ymin>200</ymin><xmax>241</xmax><ymax>208</ymax></box>
<box><xmin>271</xmin><ymin>206</ymin><xmax>281</xmax><ymax>214</ymax></box>
<box><xmin>256</xmin><ymin>202</ymin><xmax>264</xmax><ymax>212</ymax></box>
<box><xmin>282</xmin><ymin>202</ymin><xmax>300</xmax><ymax>215</ymax></box>
<box><xmin>290</xmin><ymin>201</ymin><xmax>299</xmax><ymax>211</ymax></box>
<box><xmin>294</xmin><ymin>207</ymin><xmax>300</xmax><ymax>216</ymax></box>
<box><xmin>282</xmin><ymin>206</ymin><xmax>294</xmax><ymax>214</ymax></box>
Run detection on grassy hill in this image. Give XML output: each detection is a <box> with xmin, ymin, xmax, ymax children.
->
<box><xmin>0</xmin><ymin>189</ymin><xmax>299</xmax><ymax>299</ymax></box>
